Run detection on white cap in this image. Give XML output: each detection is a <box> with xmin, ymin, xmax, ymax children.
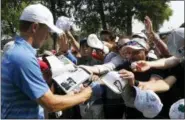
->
<box><xmin>124</xmin><ymin>38</ymin><xmax>149</xmax><ymax>51</ymax></box>
<box><xmin>3</xmin><ymin>41</ymin><xmax>14</xmax><ymax>53</ymax></box>
<box><xmin>20</xmin><ymin>4</ymin><xmax>63</xmax><ymax>35</ymax></box>
<box><xmin>169</xmin><ymin>99</ymin><xmax>184</xmax><ymax>119</ymax></box>
<box><xmin>56</xmin><ymin>16</ymin><xmax>74</xmax><ymax>32</ymax></box>
<box><xmin>101</xmin><ymin>71</ymin><xmax>128</xmax><ymax>94</ymax></box>
<box><xmin>147</xmin><ymin>50</ymin><xmax>158</xmax><ymax>60</ymax></box>
<box><xmin>167</xmin><ymin>28</ymin><xmax>184</xmax><ymax>58</ymax></box>
<box><xmin>134</xmin><ymin>87</ymin><xmax>163</xmax><ymax>118</ymax></box>
<box><xmin>87</xmin><ymin>34</ymin><xmax>109</xmax><ymax>54</ymax></box>
<box><xmin>132</xmin><ymin>32</ymin><xmax>148</xmax><ymax>41</ymax></box>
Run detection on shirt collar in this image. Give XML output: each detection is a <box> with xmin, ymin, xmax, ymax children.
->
<box><xmin>15</xmin><ymin>36</ymin><xmax>37</xmax><ymax>55</ymax></box>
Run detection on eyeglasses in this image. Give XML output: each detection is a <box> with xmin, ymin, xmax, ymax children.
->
<box><xmin>113</xmin><ymin>80</ymin><xmax>124</xmax><ymax>92</ymax></box>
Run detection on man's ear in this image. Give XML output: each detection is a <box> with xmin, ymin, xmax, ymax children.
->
<box><xmin>30</xmin><ymin>23</ymin><xmax>39</xmax><ymax>33</ymax></box>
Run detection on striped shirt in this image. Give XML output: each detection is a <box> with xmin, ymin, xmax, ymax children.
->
<box><xmin>1</xmin><ymin>36</ymin><xmax>49</xmax><ymax>119</ymax></box>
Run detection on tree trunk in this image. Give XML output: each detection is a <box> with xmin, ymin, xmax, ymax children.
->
<box><xmin>98</xmin><ymin>0</ymin><xmax>107</xmax><ymax>30</ymax></box>
<box><xmin>126</xmin><ymin>8</ymin><xmax>132</xmax><ymax>35</ymax></box>
<box><xmin>49</xmin><ymin>0</ymin><xmax>57</xmax><ymax>50</ymax></box>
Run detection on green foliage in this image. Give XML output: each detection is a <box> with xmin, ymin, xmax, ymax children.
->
<box><xmin>1</xmin><ymin>0</ymin><xmax>32</xmax><ymax>36</ymax></box>
<box><xmin>133</xmin><ymin>0</ymin><xmax>173</xmax><ymax>31</ymax></box>
<box><xmin>1</xmin><ymin>0</ymin><xmax>173</xmax><ymax>38</ymax></box>
<box><xmin>71</xmin><ymin>0</ymin><xmax>173</xmax><ymax>35</ymax></box>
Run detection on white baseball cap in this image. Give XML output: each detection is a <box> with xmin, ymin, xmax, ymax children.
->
<box><xmin>123</xmin><ymin>38</ymin><xmax>149</xmax><ymax>51</ymax></box>
<box><xmin>134</xmin><ymin>87</ymin><xmax>163</xmax><ymax>118</ymax></box>
<box><xmin>121</xmin><ymin>86</ymin><xmax>163</xmax><ymax>118</ymax></box>
<box><xmin>132</xmin><ymin>32</ymin><xmax>148</xmax><ymax>41</ymax></box>
<box><xmin>169</xmin><ymin>99</ymin><xmax>184</xmax><ymax>119</ymax></box>
<box><xmin>101</xmin><ymin>71</ymin><xmax>128</xmax><ymax>94</ymax></box>
<box><xmin>56</xmin><ymin>16</ymin><xmax>74</xmax><ymax>32</ymax></box>
<box><xmin>20</xmin><ymin>4</ymin><xmax>63</xmax><ymax>35</ymax></box>
<box><xmin>87</xmin><ymin>34</ymin><xmax>109</xmax><ymax>54</ymax></box>
<box><xmin>167</xmin><ymin>28</ymin><xmax>184</xmax><ymax>58</ymax></box>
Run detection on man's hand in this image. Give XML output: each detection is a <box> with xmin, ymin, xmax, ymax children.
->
<box><xmin>133</xmin><ymin>60</ymin><xmax>151</xmax><ymax>72</ymax></box>
<box><xmin>65</xmin><ymin>31</ymin><xmax>73</xmax><ymax>39</ymax></box>
<box><xmin>79</xmin><ymin>86</ymin><xmax>92</xmax><ymax>103</ymax></box>
<box><xmin>57</xmin><ymin>33</ymin><xmax>69</xmax><ymax>55</ymax></box>
<box><xmin>68</xmin><ymin>84</ymin><xmax>85</xmax><ymax>95</ymax></box>
<box><xmin>119</xmin><ymin>69</ymin><xmax>135</xmax><ymax>86</ymax></box>
<box><xmin>144</xmin><ymin>16</ymin><xmax>154</xmax><ymax>34</ymax></box>
<box><xmin>90</xmin><ymin>75</ymin><xmax>100</xmax><ymax>81</ymax></box>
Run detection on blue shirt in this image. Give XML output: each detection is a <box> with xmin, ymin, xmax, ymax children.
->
<box><xmin>104</xmin><ymin>52</ymin><xmax>118</xmax><ymax>63</ymax></box>
<box><xmin>1</xmin><ymin>36</ymin><xmax>49</xmax><ymax>119</ymax></box>
<box><xmin>65</xmin><ymin>50</ymin><xmax>77</xmax><ymax>64</ymax></box>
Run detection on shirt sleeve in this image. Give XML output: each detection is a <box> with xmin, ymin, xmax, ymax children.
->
<box><xmin>14</xmin><ymin>55</ymin><xmax>49</xmax><ymax>100</ymax></box>
<box><xmin>65</xmin><ymin>50</ymin><xmax>77</xmax><ymax>64</ymax></box>
<box><xmin>93</xmin><ymin>55</ymin><xmax>125</xmax><ymax>74</ymax></box>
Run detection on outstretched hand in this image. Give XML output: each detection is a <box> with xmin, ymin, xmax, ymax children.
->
<box><xmin>144</xmin><ymin>16</ymin><xmax>154</xmax><ymax>34</ymax></box>
<box><xmin>133</xmin><ymin>60</ymin><xmax>151</xmax><ymax>72</ymax></box>
<box><xmin>119</xmin><ymin>69</ymin><xmax>135</xmax><ymax>86</ymax></box>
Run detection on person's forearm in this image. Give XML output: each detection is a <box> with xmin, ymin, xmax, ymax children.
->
<box><xmin>39</xmin><ymin>91</ymin><xmax>87</xmax><ymax>112</ymax></box>
<box><xmin>95</xmin><ymin>62</ymin><xmax>116</xmax><ymax>74</ymax></box>
<box><xmin>139</xmin><ymin>76</ymin><xmax>176</xmax><ymax>93</ymax></box>
<box><xmin>139</xmin><ymin>80</ymin><xmax>170</xmax><ymax>93</ymax></box>
<box><xmin>149</xmin><ymin>31</ymin><xmax>170</xmax><ymax>57</ymax></box>
<box><xmin>80</xmin><ymin>62</ymin><xmax>116</xmax><ymax>75</ymax></box>
<box><xmin>148</xmin><ymin>56</ymin><xmax>180</xmax><ymax>69</ymax></box>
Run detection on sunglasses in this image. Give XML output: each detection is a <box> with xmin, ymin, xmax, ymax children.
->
<box><xmin>117</xmin><ymin>41</ymin><xmax>144</xmax><ymax>50</ymax></box>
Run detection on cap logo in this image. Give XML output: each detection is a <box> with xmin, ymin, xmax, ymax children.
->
<box><xmin>178</xmin><ymin>104</ymin><xmax>185</xmax><ymax>113</ymax></box>
<box><xmin>146</xmin><ymin>92</ymin><xmax>157</xmax><ymax>103</ymax></box>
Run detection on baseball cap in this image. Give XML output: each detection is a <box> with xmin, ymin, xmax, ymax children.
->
<box><xmin>56</xmin><ymin>16</ymin><xmax>74</xmax><ymax>32</ymax></box>
<box><xmin>121</xmin><ymin>86</ymin><xmax>163</xmax><ymax>118</ymax></box>
<box><xmin>80</xmin><ymin>38</ymin><xmax>87</xmax><ymax>46</ymax></box>
<box><xmin>167</xmin><ymin>28</ymin><xmax>184</xmax><ymax>58</ymax></box>
<box><xmin>123</xmin><ymin>38</ymin><xmax>149</xmax><ymax>51</ymax></box>
<box><xmin>101</xmin><ymin>71</ymin><xmax>128</xmax><ymax>94</ymax></box>
<box><xmin>169</xmin><ymin>99</ymin><xmax>184</xmax><ymax>119</ymax></box>
<box><xmin>87</xmin><ymin>34</ymin><xmax>109</xmax><ymax>54</ymax></box>
<box><xmin>132</xmin><ymin>32</ymin><xmax>148</xmax><ymax>41</ymax></box>
<box><xmin>20</xmin><ymin>4</ymin><xmax>63</xmax><ymax>35</ymax></box>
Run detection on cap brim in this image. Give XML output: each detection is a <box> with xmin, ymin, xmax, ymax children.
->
<box><xmin>47</xmin><ymin>23</ymin><xmax>64</xmax><ymax>35</ymax></box>
<box><xmin>87</xmin><ymin>40</ymin><xmax>103</xmax><ymax>50</ymax></box>
<box><xmin>103</xmin><ymin>45</ymin><xmax>109</xmax><ymax>54</ymax></box>
<box><xmin>124</xmin><ymin>45</ymin><xmax>144</xmax><ymax>50</ymax></box>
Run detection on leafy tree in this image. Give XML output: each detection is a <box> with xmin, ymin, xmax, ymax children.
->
<box><xmin>1</xmin><ymin>0</ymin><xmax>173</xmax><ymax>41</ymax></box>
<box><xmin>72</xmin><ymin>0</ymin><xmax>173</xmax><ymax>36</ymax></box>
